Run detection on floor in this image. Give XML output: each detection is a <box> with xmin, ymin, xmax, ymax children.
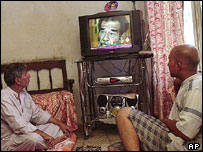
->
<box><xmin>72</xmin><ymin>122</ymin><xmax>121</xmax><ymax>151</ymax></box>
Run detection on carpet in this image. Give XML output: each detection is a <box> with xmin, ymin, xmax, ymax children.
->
<box><xmin>75</xmin><ymin>142</ymin><xmax>125</xmax><ymax>151</ymax></box>
<box><xmin>75</xmin><ymin>144</ymin><xmax>109</xmax><ymax>151</ymax></box>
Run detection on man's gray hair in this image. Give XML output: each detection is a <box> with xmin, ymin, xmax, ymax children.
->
<box><xmin>4</xmin><ymin>63</ymin><xmax>27</xmax><ymax>86</ymax></box>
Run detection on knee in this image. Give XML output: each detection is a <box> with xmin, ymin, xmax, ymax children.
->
<box><xmin>25</xmin><ymin>132</ymin><xmax>44</xmax><ymax>145</ymax></box>
<box><xmin>116</xmin><ymin>107</ymin><xmax>131</xmax><ymax>123</ymax></box>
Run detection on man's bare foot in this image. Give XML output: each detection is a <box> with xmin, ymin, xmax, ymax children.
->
<box><xmin>108</xmin><ymin>142</ymin><xmax>125</xmax><ymax>151</ymax></box>
<box><xmin>108</xmin><ymin>146</ymin><xmax>123</xmax><ymax>151</ymax></box>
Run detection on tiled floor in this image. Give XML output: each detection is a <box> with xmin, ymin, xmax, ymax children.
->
<box><xmin>72</xmin><ymin>122</ymin><xmax>121</xmax><ymax>151</ymax></box>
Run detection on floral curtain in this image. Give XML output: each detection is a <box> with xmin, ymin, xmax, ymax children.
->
<box><xmin>146</xmin><ymin>1</ymin><xmax>184</xmax><ymax>119</ymax></box>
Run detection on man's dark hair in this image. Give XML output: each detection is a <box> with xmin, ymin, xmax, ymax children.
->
<box><xmin>4</xmin><ymin>63</ymin><xmax>27</xmax><ymax>86</ymax></box>
<box><xmin>98</xmin><ymin>16</ymin><xmax>129</xmax><ymax>35</ymax></box>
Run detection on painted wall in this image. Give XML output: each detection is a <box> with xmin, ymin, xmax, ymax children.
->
<box><xmin>1</xmin><ymin>1</ymin><xmax>146</xmax><ymax>124</ymax></box>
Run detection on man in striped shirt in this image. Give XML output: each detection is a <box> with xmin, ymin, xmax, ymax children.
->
<box><xmin>114</xmin><ymin>44</ymin><xmax>202</xmax><ymax>151</ymax></box>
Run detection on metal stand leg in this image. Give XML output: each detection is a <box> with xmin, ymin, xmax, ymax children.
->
<box><xmin>77</xmin><ymin>62</ymin><xmax>90</xmax><ymax>138</ymax></box>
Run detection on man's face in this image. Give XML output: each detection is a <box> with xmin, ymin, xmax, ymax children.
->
<box><xmin>99</xmin><ymin>20</ymin><xmax>121</xmax><ymax>46</ymax></box>
<box><xmin>168</xmin><ymin>50</ymin><xmax>178</xmax><ymax>77</ymax></box>
<box><xmin>16</xmin><ymin>70</ymin><xmax>30</xmax><ymax>88</ymax></box>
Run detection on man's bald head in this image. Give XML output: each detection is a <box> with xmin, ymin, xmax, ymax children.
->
<box><xmin>171</xmin><ymin>44</ymin><xmax>200</xmax><ymax>70</ymax></box>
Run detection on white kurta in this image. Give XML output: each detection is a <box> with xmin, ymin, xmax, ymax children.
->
<box><xmin>1</xmin><ymin>87</ymin><xmax>63</xmax><ymax>151</ymax></box>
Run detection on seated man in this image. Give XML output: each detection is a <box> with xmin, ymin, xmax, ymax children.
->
<box><xmin>1</xmin><ymin>63</ymin><xmax>73</xmax><ymax>151</ymax></box>
<box><xmin>115</xmin><ymin>44</ymin><xmax>202</xmax><ymax>151</ymax></box>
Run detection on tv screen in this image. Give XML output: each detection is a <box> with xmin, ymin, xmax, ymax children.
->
<box><xmin>79</xmin><ymin>10</ymin><xmax>144</xmax><ymax>57</ymax></box>
<box><xmin>89</xmin><ymin>15</ymin><xmax>132</xmax><ymax>50</ymax></box>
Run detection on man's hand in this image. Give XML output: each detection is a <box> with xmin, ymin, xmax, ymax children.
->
<box><xmin>58</xmin><ymin>122</ymin><xmax>72</xmax><ymax>137</ymax></box>
<box><xmin>43</xmin><ymin>134</ymin><xmax>55</xmax><ymax>148</ymax></box>
<box><xmin>35</xmin><ymin>129</ymin><xmax>55</xmax><ymax>148</ymax></box>
<box><xmin>48</xmin><ymin>116</ymin><xmax>72</xmax><ymax>137</ymax></box>
<box><xmin>160</xmin><ymin>119</ymin><xmax>191</xmax><ymax>140</ymax></box>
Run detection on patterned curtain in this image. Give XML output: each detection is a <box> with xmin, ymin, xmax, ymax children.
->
<box><xmin>191</xmin><ymin>1</ymin><xmax>202</xmax><ymax>71</ymax></box>
<box><xmin>146</xmin><ymin>1</ymin><xmax>184</xmax><ymax>119</ymax></box>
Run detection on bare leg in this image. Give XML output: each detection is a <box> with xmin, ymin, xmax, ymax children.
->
<box><xmin>116</xmin><ymin>107</ymin><xmax>140</xmax><ymax>151</ymax></box>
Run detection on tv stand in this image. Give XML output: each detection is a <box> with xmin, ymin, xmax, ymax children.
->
<box><xmin>76</xmin><ymin>51</ymin><xmax>153</xmax><ymax>138</ymax></box>
<box><xmin>82</xmin><ymin>51</ymin><xmax>153</xmax><ymax>61</ymax></box>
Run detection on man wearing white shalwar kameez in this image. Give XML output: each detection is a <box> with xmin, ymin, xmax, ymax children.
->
<box><xmin>1</xmin><ymin>63</ymin><xmax>72</xmax><ymax>151</ymax></box>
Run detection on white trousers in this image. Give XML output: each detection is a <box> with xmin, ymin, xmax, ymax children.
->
<box><xmin>1</xmin><ymin>123</ymin><xmax>63</xmax><ymax>151</ymax></box>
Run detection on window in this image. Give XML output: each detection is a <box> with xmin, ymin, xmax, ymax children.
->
<box><xmin>184</xmin><ymin>1</ymin><xmax>202</xmax><ymax>71</ymax></box>
<box><xmin>184</xmin><ymin>1</ymin><xmax>195</xmax><ymax>46</ymax></box>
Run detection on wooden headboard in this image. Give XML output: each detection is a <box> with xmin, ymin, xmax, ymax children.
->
<box><xmin>1</xmin><ymin>60</ymin><xmax>74</xmax><ymax>94</ymax></box>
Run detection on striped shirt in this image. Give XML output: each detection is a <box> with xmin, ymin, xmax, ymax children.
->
<box><xmin>167</xmin><ymin>73</ymin><xmax>202</xmax><ymax>151</ymax></box>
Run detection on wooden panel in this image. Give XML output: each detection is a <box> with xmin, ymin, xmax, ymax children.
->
<box><xmin>1</xmin><ymin>60</ymin><xmax>74</xmax><ymax>94</ymax></box>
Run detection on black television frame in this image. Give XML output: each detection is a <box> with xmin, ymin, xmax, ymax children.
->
<box><xmin>79</xmin><ymin>10</ymin><xmax>144</xmax><ymax>57</ymax></box>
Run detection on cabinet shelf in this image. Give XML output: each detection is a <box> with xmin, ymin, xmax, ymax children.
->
<box><xmin>87</xmin><ymin>82</ymin><xmax>143</xmax><ymax>88</ymax></box>
<box><xmin>76</xmin><ymin>54</ymin><xmax>153</xmax><ymax>139</ymax></box>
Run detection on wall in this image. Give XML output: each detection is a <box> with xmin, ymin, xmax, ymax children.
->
<box><xmin>1</xmin><ymin>1</ymin><xmax>146</xmax><ymax>124</ymax></box>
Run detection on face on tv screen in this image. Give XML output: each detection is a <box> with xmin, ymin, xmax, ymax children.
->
<box><xmin>89</xmin><ymin>15</ymin><xmax>132</xmax><ymax>50</ymax></box>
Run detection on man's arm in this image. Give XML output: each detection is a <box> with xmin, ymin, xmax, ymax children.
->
<box><xmin>160</xmin><ymin>119</ymin><xmax>191</xmax><ymax>140</ymax></box>
<box><xmin>47</xmin><ymin>116</ymin><xmax>71</xmax><ymax>136</ymax></box>
<box><xmin>34</xmin><ymin>129</ymin><xmax>55</xmax><ymax>147</ymax></box>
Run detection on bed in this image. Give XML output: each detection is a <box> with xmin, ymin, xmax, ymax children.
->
<box><xmin>1</xmin><ymin>59</ymin><xmax>78</xmax><ymax>131</ymax></box>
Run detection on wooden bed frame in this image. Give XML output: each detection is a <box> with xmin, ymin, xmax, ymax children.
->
<box><xmin>1</xmin><ymin>59</ymin><xmax>74</xmax><ymax>94</ymax></box>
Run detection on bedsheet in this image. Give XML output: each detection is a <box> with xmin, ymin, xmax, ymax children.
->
<box><xmin>31</xmin><ymin>90</ymin><xmax>78</xmax><ymax>131</ymax></box>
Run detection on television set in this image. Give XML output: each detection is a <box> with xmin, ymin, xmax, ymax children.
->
<box><xmin>79</xmin><ymin>10</ymin><xmax>145</xmax><ymax>57</ymax></box>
